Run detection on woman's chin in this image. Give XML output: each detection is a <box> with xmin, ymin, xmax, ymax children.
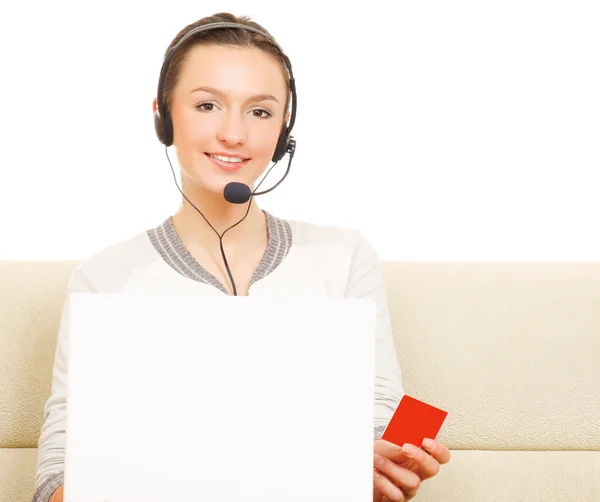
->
<box><xmin>192</xmin><ymin>178</ymin><xmax>251</xmax><ymax>201</ymax></box>
<box><xmin>183</xmin><ymin>169</ymin><xmax>257</xmax><ymax>201</ymax></box>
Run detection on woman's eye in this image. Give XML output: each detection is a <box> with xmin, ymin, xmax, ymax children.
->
<box><xmin>252</xmin><ymin>109</ymin><xmax>273</xmax><ymax>119</ymax></box>
<box><xmin>196</xmin><ymin>103</ymin><xmax>215</xmax><ymax>112</ymax></box>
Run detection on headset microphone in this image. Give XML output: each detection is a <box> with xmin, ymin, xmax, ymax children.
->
<box><xmin>223</xmin><ymin>183</ymin><xmax>252</xmax><ymax>204</ymax></box>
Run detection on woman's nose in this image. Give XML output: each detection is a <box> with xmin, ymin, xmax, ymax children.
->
<box><xmin>217</xmin><ymin>112</ymin><xmax>247</xmax><ymax>146</ymax></box>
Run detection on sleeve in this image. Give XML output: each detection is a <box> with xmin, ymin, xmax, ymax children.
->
<box><xmin>32</xmin><ymin>266</ymin><xmax>94</xmax><ymax>502</ymax></box>
<box><xmin>344</xmin><ymin>234</ymin><xmax>404</xmax><ymax>441</ymax></box>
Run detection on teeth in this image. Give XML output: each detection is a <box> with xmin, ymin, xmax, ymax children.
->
<box><xmin>209</xmin><ymin>154</ymin><xmax>245</xmax><ymax>163</ymax></box>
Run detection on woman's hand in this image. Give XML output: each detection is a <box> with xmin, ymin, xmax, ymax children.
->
<box><xmin>373</xmin><ymin>438</ymin><xmax>451</xmax><ymax>501</ymax></box>
<box><xmin>48</xmin><ymin>484</ymin><xmax>64</xmax><ymax>502</ymax></box>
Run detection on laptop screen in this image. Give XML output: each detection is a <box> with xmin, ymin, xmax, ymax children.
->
<box><xmin>64</xmin><ymin>293</ymin><xmax>375</xmax><ymax>502</ymax></box>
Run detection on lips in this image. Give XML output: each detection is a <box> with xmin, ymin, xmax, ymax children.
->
<box><xmin>205</xmin><ymin>152</ymin><xmax>250</xmax><ymax>172</ymax></box>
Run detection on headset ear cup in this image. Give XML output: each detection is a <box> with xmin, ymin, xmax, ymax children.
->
<box><xmin>163</xmin><ymin>114</ymin><xmax>173</xmax><ymax>146</ymax></box>
<box><xmin>154</xmin><ymin>110</ymin><xmax>174</xmax><ymax>146</ymax></box>
<box><xmin>272</xmin><ymin>128</ymin><xmax>289</xmax><ymax>163</ymax></box>
<box><xmin>154</xmin><ymin>111</ymin><xmax>166</xmax><ymax>145</ymax></box>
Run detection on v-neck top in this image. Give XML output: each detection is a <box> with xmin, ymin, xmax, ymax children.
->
<box><xmin>146</xmin><ymin>212</ymin><xmax>292</xmax><ymax>294</ymax></box>
<box><xmin>32</xmin><ymin>214</ymin><xmax>405</xmax><ymax>502</ymax></box>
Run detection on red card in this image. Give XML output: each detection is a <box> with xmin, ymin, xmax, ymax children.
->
<box><xmin>381</xmin><ymin>395</ymin><xmax>448</xmax><ymax>448</ymax></box>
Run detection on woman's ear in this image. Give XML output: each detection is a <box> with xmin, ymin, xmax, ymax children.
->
<box><xmin>285</xmin><ymin>112</ymin><xmax>291</xmax><ymax>127</ymax></box>
<box><xmin>152</xmin><ymin>98</ymin><xmax>158</xmax><ymax>114</ymax></box>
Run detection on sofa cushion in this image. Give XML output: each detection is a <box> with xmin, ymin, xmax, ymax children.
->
<box><xmin>0</xmin><ymin>261</ymin><xmax>79</xmax><ymax>448</ymax></box>
<box><xmin>383</xmin><ymin>262</ymin><xmax>600</xmax><ymax>450</ymax></box>
<box><xmin>2</xmin><ymin>448</ymin><xmax>599</xmax><ymax>502</ymax></box>
<box><xmin>417</xmin><ymin>449</ymin><xmax>600</xmax><ymax>501</ymax></box>
<box><xmin>0</xmin><ymin>448</ymin><xmax>38</xmax><ymax>502</ymax></box>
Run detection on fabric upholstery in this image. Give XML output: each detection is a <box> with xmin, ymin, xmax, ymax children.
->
<box><xmin>382</xmin><ymin>262</ymin><xmax>600</xmax><ymax>451</ymax></box>
<box><xmin>1</xmin><ymin>260</ymin><xmax>599</xmax><ymax>501</ymax></box>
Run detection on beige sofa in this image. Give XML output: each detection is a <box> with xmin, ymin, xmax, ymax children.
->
<box><xmin>1</xmin><ymin>260</ymin><xmax>599</xmax><ymax>501</ymax></box>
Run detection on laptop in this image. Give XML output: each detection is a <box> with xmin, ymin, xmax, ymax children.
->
<box><xmin>64</xmin><ymin>293</ymin><xmax>376</xmax><ymax>502</ymax></box>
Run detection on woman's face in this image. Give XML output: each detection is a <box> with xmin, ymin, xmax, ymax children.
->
<box><xmin>168</xmin><ymin>44</ymin><xmax>289</xmax><ymax>198</ymax></box>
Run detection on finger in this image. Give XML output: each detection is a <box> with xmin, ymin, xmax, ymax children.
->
<box><xmin>374</xmin><ymin>468</ymin><xmax>406</xmax><ymax>502</ymax></box>
<box><xmin>401</xmin><ymin>443</ymin><xmax>441</xmax><ymax>480</ymax></box>
<box><xmin>375</xmin><ymin>454</ymin><xmax>421</xmax><ymax>499</ymax></box>
<box><xmin>421</xmin><ymin>438</ymin><xmax>452</xmax><ymax>465</ymax></box>
<box><xmin>374</xmin><ymin>439</ymin><xmax>410</xmax><ymax>464</ymax></box>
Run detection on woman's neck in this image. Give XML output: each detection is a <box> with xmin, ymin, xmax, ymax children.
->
<box><xmin>171</xmin><ymin>185</ymin><xmax>267</xmax><ymax>253</ymax></box>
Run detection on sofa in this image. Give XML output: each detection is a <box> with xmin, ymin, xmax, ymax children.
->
<box><xmin>1</xmin><ymin>260</ymin><xmax>599</xmax><ymax>501</ymax></box>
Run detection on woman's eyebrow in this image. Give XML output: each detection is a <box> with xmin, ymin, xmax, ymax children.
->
<box><xmin>190</xmin><ymin>86</ymin><xmax>280</xmax><ymax>104</ymax></box>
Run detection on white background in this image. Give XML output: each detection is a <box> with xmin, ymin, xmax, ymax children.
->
<box><xmin>1</xmin><ymin>0</ymin><xmax>598</xmax><ymax>260</ymax></box>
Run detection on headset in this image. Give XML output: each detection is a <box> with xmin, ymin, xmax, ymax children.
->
<box><xmin>152</xmin><ymin>21</ymin><xmax>298</xmax><ymax>296</ymax></box>
<box><xmin>154</xmin><ymin>21</ymin><xmax>297</xmax><ymax>163</ymax></box>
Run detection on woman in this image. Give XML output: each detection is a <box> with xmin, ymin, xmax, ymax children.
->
<box><xmin>33</xmin><ymin>12</ymin><xmax>450</xmax><ymax>502</ymax></box>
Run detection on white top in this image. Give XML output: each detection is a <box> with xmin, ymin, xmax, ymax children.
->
<box><xmin>32</xmin><ymin>214</ymin><xmax>404</xmax><ymax>501</ymax></box>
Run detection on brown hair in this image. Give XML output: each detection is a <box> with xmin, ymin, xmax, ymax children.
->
<box><xmin>160</xmin><ymin>13</ymin><xmax>291</xmax><ymax>117</ymax></box>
